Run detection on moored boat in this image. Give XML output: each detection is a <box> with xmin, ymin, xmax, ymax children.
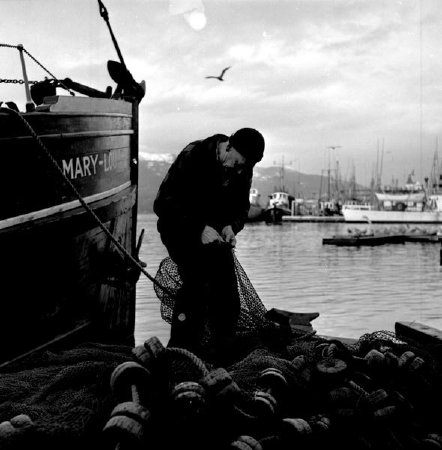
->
<box><xmin>0</xmin><ymin>10</ymin><xmax>145</xmax><ymax>365</ymax></box>
<box><xmin>342</xmin><ymin>197</ymin><xmax>442</xmax><ymax>223</ymax></box>
<box><xmin>341</xmin><ymin>200</ymin><xmax>372</xmax><ymax>213</ymax></box>
<box><xmin>263</xmin><ymin>157</ymin><xmax>295</xmax><ymax>223</ymax></box>
<box><xmin>263</xmin><ymin>191</ymin><xmax>294</xmax><ymax>223</ymax></box>
<box><xmin>343</xmin><ymin>172</ymin><xmax>442</xmax><ymax>223</ymax></box>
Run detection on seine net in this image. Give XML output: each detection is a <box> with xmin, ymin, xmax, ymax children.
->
<box><xmin>2</xmin><ymin>297</ymin><xmax>442</xmax><ymax>450</ymax></box>
<box><xmin>3</xmin><ymin>250</ymin><xmax>442</xmax><ymax>449</ymax></box>
<box><xmin>153</xmin><ymin>250</ymin><xmax>270</xmax><ymax>333</ymax></box>
<box><xmin>2</xmin><ymin>329</ymin><xmax>442</xmax><ymax>450</ymax></box>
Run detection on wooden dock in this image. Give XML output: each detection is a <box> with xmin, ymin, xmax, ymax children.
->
<box><xmin>323</xmin><ymin>233</ymin><xmax>406</xmax><ymax>246</ymax></box>
<box><xmin>282</xmin><ymin>215</ymin><xmax>345</xmax><ymax>223</ymax></box>
<box><xmin>395</xmin><ymin>321</ymin><xmax>442</xmax><ymax>347</ymax></box>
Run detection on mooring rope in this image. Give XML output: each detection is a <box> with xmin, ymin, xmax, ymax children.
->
<box><xmin>0</xmin><ymin>4</ymin><xmax>164</xmax><ymax>294</ymax></box>
<box><xmin>0</xmin><ymin>106</ymin><xmax>175</xmax><ymax>298</ymax></box>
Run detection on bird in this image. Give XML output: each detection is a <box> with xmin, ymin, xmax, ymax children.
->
<box><xmin>205</xmin><ymin>66</ymin><xmax>231</xmax><ymax>81</ymax></box>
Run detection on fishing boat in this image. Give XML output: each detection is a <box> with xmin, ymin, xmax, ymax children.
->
<box><xmin>341</xmin><ymin>200</ymin><xmax>372</xmax><ymax>213</ymax></box>
<box><xmin>2</xmin><ymin>5</ymin><xmax>442</xmax><ymax>450</ymax></box>
<box><xmin>343</xmin><ymin>171</ymin><xmax>442</xmax><ymax>223</ymax></box>
<box><xmin>263</xmin><ymin>191</ymin><xmax>295</xmax><ymax>223</ymax></box>
<box><xmin>0</xmin><ymin>5</ymin><xmax>145</xmax><ymax>365</ymax></box>
<box><xmin>262</xmin><ymin>157</ymin><xmax>295</xmax><ymax>223</ymax></box>
<box><xmin>246</xmin><ymin>187</ymin><xmax>265</xmax><ymax>222</ymax></box>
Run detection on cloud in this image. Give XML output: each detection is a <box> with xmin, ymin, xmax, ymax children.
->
<box><xmin>168</xmin><ymin>0</ymin><xmax>207</xmax><ymax>31</ymax></box>
<box><xmin>3</xmin><ymin>0</ymin><xmax>442</xmax><ymax>186</ymax></box>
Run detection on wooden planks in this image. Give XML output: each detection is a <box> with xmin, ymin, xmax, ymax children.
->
<box><xmin>395</xmin><ymin>321</ymin><xmax>442</xmax><ymax>347</ymax></box>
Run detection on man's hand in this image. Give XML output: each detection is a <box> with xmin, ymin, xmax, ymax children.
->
<box><xmin>201</xmin><ymin>225</ymin><xmax>223</xmax><ymax>245</ymax></box>
<box><xmin>221</xmin><ymin>225</ymin><xmax>236</xmax><ymax>248</ymax></box>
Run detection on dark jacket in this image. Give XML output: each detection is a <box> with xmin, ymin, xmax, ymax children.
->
<box><xmin>153</xmin><ymin>134</ymin><xmax>252</xmax><ymax>254</ymax></box>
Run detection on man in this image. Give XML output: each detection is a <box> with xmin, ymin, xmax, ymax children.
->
<box><xmin>153</xmin><ymin>128</ymin><xmax>265</xmax><ymax>358</ymax></box>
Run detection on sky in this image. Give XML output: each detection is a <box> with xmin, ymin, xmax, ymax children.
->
<box><xmin>2</xmin><ymin>0</ymin><xmax>442</xmax><ymax>187</ymax></box>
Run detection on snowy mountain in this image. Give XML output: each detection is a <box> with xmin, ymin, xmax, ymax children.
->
<box><xmin>139</xmin><ymin>152</ymin><xmax>175</xmax><ymax>164</ymax></box>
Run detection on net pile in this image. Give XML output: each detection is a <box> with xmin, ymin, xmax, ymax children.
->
<box><xmin>1</xmin><ymin>255</ymin><xmax>442</xmax><ymax>449</ymax></box>
<box><xmin>0</xmin><ymin>343</ymin><xmax>133</xmax><ymax>450</ymax></box>
<box><xmin>2</xmin><ymin>320</ymin><xmax>442</xmax><ymax>449</ymax></box>
<box><xmin>130</xmin><ymin>329</ymin><xmax>442</xmax><ymax>450</ymax></box>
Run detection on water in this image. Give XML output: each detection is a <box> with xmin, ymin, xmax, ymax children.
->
<box><xmin>135</xmin><ymin>214</ymin><xmax>442</xmax><ymax>346</ymax></box>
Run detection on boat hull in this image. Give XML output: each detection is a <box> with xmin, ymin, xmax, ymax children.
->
<box><xmin>0</xmin><ymin>96</ymin><xmax>139</xmax><ymax>364</ymax></box>
<box><xmin>264</xmin><ymin>205</ymin><xmax>292</xmax><ymax>223</ymax></box>
<box><xmin>342</xmin><ymin>208</ymin><xmax>442</xmax><ymax>223</ymax></box>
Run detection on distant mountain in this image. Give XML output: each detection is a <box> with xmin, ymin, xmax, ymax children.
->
<box><xmin>252</xmin><ymin>166</ymin><xmax>329</xmax><ymax>203</ymax></box>
<box><xmin>138</xmin><ymin>153</ymin><xmax>175</xmax><ymax>214</ymax></box>
<box><xmin>138</xmin><ymin>154</ymin><xmax>368</xmax><ymax>213</ymax></box>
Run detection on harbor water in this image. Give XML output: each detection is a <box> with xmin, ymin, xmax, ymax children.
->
<box><xmin>135</xmin><ymin>214</ymin><xmax>442</xmax><ymax>346</ymax></box>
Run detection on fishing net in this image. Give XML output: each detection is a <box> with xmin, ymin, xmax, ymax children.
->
<box><xmin>2</xmin><ymin>251</ymin><xmax>442</xmax><ymax>449</ymax></box>
<box><xmin>153</xmin><ymin>250</ymin><xmax>270</xmax><ymax>333</ymax></box>
<box><xmin>1</xmin><ymin>319</ymin><xmax>442</xmax><ymax>450</ymax></box>
<box><xmin>0</xmin><ymin>342</ymin><xmax>133</xmax><ymax>450</ymax></box>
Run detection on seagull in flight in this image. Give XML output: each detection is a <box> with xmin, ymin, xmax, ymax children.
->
<box><xmin>205</xmin><ymin>66</ymin><xmax>231</xmax><ymax>81</ymax></box>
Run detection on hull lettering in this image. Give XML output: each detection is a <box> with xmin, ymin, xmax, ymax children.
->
<box><xmin>62</xmin><ymin>150</ymin><xmax>126</xmax><ymax>180</ymax></box>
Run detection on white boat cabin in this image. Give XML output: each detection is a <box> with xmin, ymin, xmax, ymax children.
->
<box><xmin>375</xmin><ymin>192</ymin><xmax>426</xmax><ymax>212</ymax></box>
<box><xmin>342</xmin><ymin>201</ymin><xmax>372</xmax><ymax>212</ymax></box>
<box><xmin>268</xmin><ymin>192</ymin><xmax>293</xmax><ymax>209</ymax></box>
<box><xmin>376</xmin><ymin>172</ymin><xmax>429</xmax><ymax>212</ymax></box>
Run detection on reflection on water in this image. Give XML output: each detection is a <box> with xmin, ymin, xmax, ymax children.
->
<box><xmin>135</xmin><ymin>214</ymin><xmax>442</xmax><ymax>345</ymax></box>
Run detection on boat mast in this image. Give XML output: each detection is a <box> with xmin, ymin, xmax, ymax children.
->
<box><xmin>335</xmin><ymin>158</ymin><xmax>340</xmax><ymax>204</ymax></box>
<box><xmin>428</xmin><ymin>138</ymin><xmax>440</xmax><ymax>194</ymax></box>
<box><xmin>379</xmin><ymin>139</ymin><xmax>384</xmax><ymax>190</ymax></box>
<box><xmin>276</xmin><ymin>155</ymin><xmax>285</xmax><ymax>192</ymax></box>
<box><xmin>327</xmin><ymin>146</ymin><xmax>341</xmax><ymax>202</ymax></box>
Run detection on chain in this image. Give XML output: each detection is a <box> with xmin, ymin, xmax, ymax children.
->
<box><xmin>0</xmin><ymin>43</ymin><xmax>75</xmax><ymax>95</ymax></box>
<box><xmin>0</xmin><ymin>78</ymin><xmax>39</xmax><ymax>84</ymax></box>
<box><xmin>21</xmin><ymin>47</ymin><xmax>59</xmax><ymax>83</ymax></box>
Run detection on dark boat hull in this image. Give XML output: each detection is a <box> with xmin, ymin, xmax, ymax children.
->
<box><xmin>0</xmin><ymin>96</ymin><xmax>139</xmax><ymax>364</ymax></box>
<box><xmin>264</xmin><ymin>205</ymin><xmax>292</xmax><ymax>223</ymax></box>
